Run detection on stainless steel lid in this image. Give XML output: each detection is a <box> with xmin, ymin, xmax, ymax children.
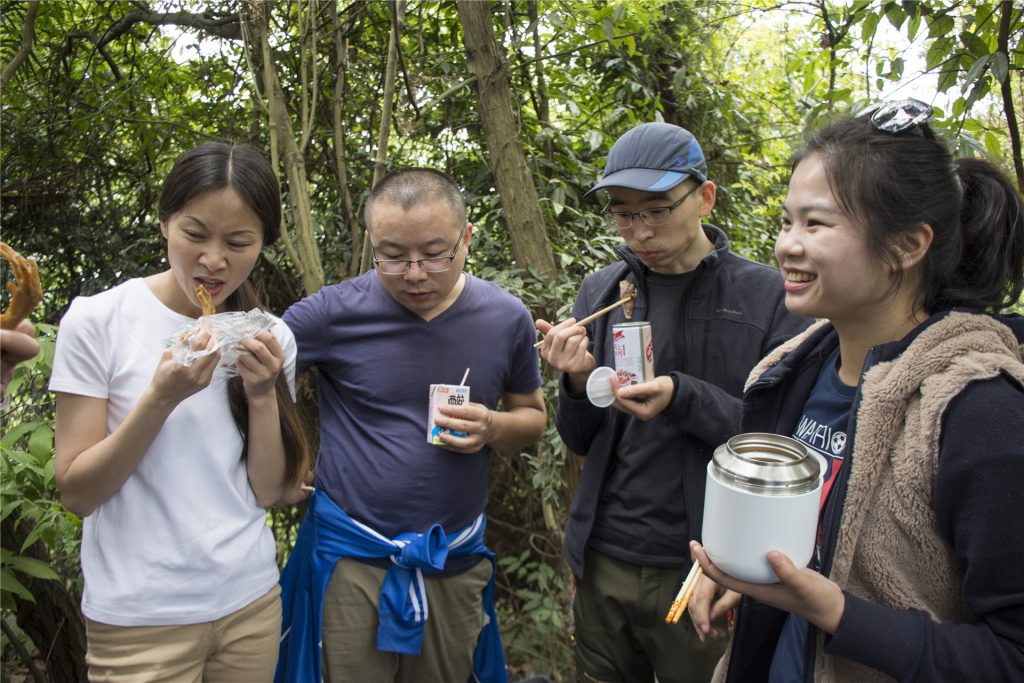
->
<box><xmin>710</xmin><ymin>433</ymin><xmax>820</xmax><ymax>496</ymax></box>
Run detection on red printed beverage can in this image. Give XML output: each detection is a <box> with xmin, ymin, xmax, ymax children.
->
<box><xmin>612</xmin><ymin>322</ymin><xmax>654</xmax><ymax>387</ymax></box>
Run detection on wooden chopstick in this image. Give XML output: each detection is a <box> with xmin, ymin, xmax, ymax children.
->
<box><xmin>665</xmin><ymin>560</ymin><xmax>703</xmax><ymax>624</ymax></box>
<box><xmin>533</xmin><ymin>295</ymin><xmax>634</xmax><ymax>349</ymax></box>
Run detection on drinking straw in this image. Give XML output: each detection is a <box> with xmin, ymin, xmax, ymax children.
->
<box><xmin>459</xmin><ymin>368</ymin><xmax>470</xmax><ymax>386</ymax></box>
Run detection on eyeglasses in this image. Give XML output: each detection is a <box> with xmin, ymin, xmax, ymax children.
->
<box><xmin>869</xmin><ymin>98</ymin><xmax>933</xmax><ymax>134</ymax></box>
<box><xmin>602</xmin><ymin>182</ymin><xmax>704</xmax><ymax>231</ymax></box>
<box><xmin>372</xmin><ymin>225</ymin><xmax>466</xmax><ymax>275</ymax></box>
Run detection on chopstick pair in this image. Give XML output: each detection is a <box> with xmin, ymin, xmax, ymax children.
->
<box><xmin>532</xmin><ymin>295</ymin><xmax>633</xmax><ymax>349</ymax></box>
<box><xmin>665</xmin><ymin>559</ymin><xmax>703</xmax><ymax>624</ymax></box>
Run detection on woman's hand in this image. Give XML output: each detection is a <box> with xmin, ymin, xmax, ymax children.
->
<box><xmin>690</xmin><ymin>541</ymin><xmax>846</xmax><ymax>635</ymax></box>
<box><xmin>687</xmin><ymin>573</ymin><xmax>741</xmax><ymax>642</ymax></box>
<box><xmin>236</xmin><ymin>330</ymin><xmax>284</xmax><ymax>398</ymax></box>
<box><xmin>149</xmin><ymin>329</ymin><xmax>220</xmax><ymax>408</ymax></box>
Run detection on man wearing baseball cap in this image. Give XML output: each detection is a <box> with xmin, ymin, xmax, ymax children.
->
<box><xmin>537</xmin><ymin>122</ymin><xmax>810</xmax><ymax>682</ymax></box>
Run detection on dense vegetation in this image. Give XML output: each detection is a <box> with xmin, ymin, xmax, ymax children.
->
<box><xmin>1</xmin><ymin>1</ymin><xmax>1020</xmax><ymax>680</ymax></box>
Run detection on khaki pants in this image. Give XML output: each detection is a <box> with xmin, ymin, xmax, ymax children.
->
<box><xmin>573</xmin><ymin>549</ymin><xmax>726</xmax><ymax>683</ymax></box>
<box><xmin>85</xmin><ymin>585</ymin><xmax>281</xmax><ymax>683</ymax></box>
<box><xmin>322</xmin><ymin>557</ymin><xmax>492</xmax><ymax>683</ymax></box>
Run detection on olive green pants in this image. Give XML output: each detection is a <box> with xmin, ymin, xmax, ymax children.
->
<box><xmin>573</xmin><ymin>549</ymin><xmax>726</xmax><ymax>683</ymax></box>
<box><xmin>321</xmin><ymin>556</ymin><xmax>492</xmax><ymax>683</ymax></box>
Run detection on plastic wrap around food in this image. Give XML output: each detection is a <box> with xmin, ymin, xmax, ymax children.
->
<box><xmin>166</xmin><ymin>309</ymin><xmax>276</xmax><ymax>377</ymax></box>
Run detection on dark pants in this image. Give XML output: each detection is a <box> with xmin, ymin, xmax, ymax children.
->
<box><xmin>573</xmin><ymin>549</ymin><xmax>726</xmax><ymax>683</ymax></box>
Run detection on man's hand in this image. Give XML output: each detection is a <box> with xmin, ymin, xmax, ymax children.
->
<box><xmin>613</xmin><ymin>375</ymin><xmax>674</xmax><ymax>420</ymax></box>
<box><xmin>534</xmin><ymin>318</ymin><xmax>595</xmax><ymax>393</ymax></box>
<box><xmin>1</xmin><ymin>319</ymin><xmax>41</xmax><ymax>397</ymax></box>
<box><xmin>435</xmin><ymin>401</ymin><xmax>495</xmax><ymax>454</ymax></box>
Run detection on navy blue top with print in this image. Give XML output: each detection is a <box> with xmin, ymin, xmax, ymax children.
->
<box><xmin>769</xmin><ymin>348</ymin><xmax>855</xmax><ymax>683</ymax></box>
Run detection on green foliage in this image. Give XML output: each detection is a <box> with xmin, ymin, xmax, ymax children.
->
<box><xmin>0</xmin><ymin>325</ymin><xmax>82</xmax><ymax>611</ymax></box>
<box><xmin>1</xmin><ymin>1</ymin><xmax>1020</xmax><ymax>677</ymax></box>
<box><xmin>496</xmin><ymin>549</ymin><xmax>572</xmax><ymax>680</ymax></box>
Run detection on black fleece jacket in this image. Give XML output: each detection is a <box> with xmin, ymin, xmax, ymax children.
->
<box><xmin>557</xmin><ymin>225</ymin><xmax>811</xmax><ymax>578</ymax></box>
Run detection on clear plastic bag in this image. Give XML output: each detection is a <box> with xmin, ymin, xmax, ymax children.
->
<box><xmin>166</xmin><ymin>309</ymin><xmax>276</xmax><ymax>378</ymax></box>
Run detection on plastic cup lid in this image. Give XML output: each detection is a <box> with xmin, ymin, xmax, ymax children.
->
<box><xmin>586</xmin><ymin>366</ymin><xmax>617</xmax><ymax>407</ymax></box>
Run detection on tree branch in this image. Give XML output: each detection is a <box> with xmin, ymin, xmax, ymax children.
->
<box><xmin>1</xmin><ymin>0</ymin><xmax>41</xmax><ymax>92</ymax></box>
<box><xmin>996</xmin><ymin>0</ymin><xmax>1023</xmax><ymax>191</ymax></box>
<box><xmin>97</xmin><ymin>8</ymin><xmax>242</xmax><ymax>47</ymax></box>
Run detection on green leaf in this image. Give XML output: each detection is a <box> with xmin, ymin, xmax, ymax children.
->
<box><xmin>0</xmin><ymin>498</ymin><xmax>23</xmax><ymax>522</ymax></box>
<box><xmin>1</xmin><ymin>421</ymin><xmax>42</xmax><ymax>448</ymax></box>
<box><xmin>925</xmin><ymin>38</ymin><xmax>952</xmax><ymax>72</ymax></box>
<box><xmin>963</xmin><ymin>32</ymin><xmax>990</xmax><ymax>59</ymax></box>
<box><xmin>0</xmin><ymin>569</ymin><xmax>35</xmax><ymax>603</ymax></box>
<box><xmin>937</xmin><ymin>66</ymin><xmax>959</xmax><ymax>94</ymax></box>
<box><xmin>963</xmin><ymin>55</ymin><xmax>990</xmax><ymax>89</ymax></box>
<box><xmin>6</xmin><ymin>555</ymin><xmax>58</xmax><ymax>581</ymax></box>
<box><xmin>928</xmin><ymin>15</ymin><xmax>956</xmax><ymax>39</ymax></box>
<box><xmin>983</xmin><ymin>130</ymin><xmax>1004</xmax><ymax>158</ymax></box>
<box><xmin>884</xmin><ymin>3</ymin><xmax>906</xmax><ymax>30</ymax></box>
<box><xmin>861</xmin><ymin>12</ymin><xmax>880</xmax><ymax>42</ymax></box>
<box><xmin>28</xmin><ymin>424</ymin><xmax>54</xmax><ymax>465</ymax></box>
<box><xmin>992</xmin><ymin>52</ymin><xmax>1009</xmax><ymax>84</ymax></box>
<box><xmin>906</xmin><ymin>12</ymin><xmax>921</xmax><ymax>40</ymax></box>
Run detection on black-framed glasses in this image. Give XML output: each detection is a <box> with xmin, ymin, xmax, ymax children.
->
<box><xmin>869</xmin><ymin>98</ymin><xmax>933</xmax><ymax>134</ymax></box>
<box><xmin>372</xmin><ymin>225</ymin><xmax>466</xmax><ymax>275</ymax></box>
<box><xmin>602</xmin><ymin>182</ymin><xmax>704</xmax><ymax>231</ymax></box>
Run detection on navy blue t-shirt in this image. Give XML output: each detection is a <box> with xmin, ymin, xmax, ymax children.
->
<box><xmin>283</xmin><ymin>272</ymin><xmax>541</xmax><ymax>543</ymax></box>
<box><xmin>769</xmin><ymin>348</ymin><xmax>855</xmax><ymax>683</ymax></box>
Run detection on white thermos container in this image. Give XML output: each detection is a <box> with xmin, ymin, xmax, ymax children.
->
<box><xmin>701</xmin><ymin>433</ymin><xmax>822</xmax><ymax>583</ymax></box>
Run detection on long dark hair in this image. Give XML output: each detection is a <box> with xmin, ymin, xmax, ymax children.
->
<box><xmin>159</xmin><ymin>142</ymin><xmax>309</xmax><ymax>489</ymax></box>
<box><xmin>794</xmin><ymin>113</ymin><xmax>1024</xmax><ymax>313</ymax></box>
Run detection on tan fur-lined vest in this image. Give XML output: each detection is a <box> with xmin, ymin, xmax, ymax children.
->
<box><xmin>713</xmin><ymin>312</ymin><xmax>1024</xmax><ymax>682</ymax></box>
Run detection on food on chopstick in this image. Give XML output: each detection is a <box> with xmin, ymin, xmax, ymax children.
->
<box><xmin>534</xmin><ymin>279</ymin><xmax>639</xmax><ymax>349</ymax></box>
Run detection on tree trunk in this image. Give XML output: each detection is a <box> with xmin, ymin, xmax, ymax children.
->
<box><xmin>456</xmin><ymin>0</ymin><xmax>556</xmax><ymax>277</ymax></box>
<box><xmin>330</xmin><ymin>1</ymin><xmax>362</xmax><ymax>279</ymax></box>
<box><xmin>359</xmin><ymin>0</ymin><xmax>405</xmax><ymax>275</ymax></box>
<box><xmin>3</xmin><ymin>516</ymin><xmax>86</xmax><ymax>683</ymax></box>
<box><xmin>244</xmin><ymin>1</ymin><xmax>325</xmax><ymax>295</ymax></box>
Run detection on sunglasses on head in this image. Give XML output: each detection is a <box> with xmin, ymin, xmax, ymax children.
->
<box><xmin>867</xmin><ymin>98</ymin><xmax>934</xmax><ymax>134</ymax></box>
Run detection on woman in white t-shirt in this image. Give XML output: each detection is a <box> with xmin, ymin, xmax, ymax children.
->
<box><xmin>50</xmin><ymin>142</ymin><xmax>309</xmax><ymax>682</ymax></box>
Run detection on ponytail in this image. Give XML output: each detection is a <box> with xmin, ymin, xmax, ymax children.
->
<box><xmin>931</xmin><ymin>158</ymin><xmax>1024</xmax><ymax>312</ymax></box>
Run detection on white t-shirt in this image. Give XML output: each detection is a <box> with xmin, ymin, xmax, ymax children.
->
<box><xmin>49</xmin><ymin>278</ymin><xmax>294</xmax><ymax>626</ymax></box>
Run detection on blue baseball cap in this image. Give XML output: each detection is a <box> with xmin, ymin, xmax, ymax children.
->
<box><xmin>586</xmin><ymin>122</ymin><xmax>708</xmax><ymax>196</ymax></box>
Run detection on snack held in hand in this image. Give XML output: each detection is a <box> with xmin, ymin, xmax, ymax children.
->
<box><xmin>0</xmin><ymin>242</ymin><xmax>43</xmax><ymax>330</ymax></box>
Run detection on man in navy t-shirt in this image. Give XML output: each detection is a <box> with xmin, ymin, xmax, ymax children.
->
<box><xmin>281</xmin><ymin>168</ymin><xmax>546</xmax><ymax>682</ymax></box>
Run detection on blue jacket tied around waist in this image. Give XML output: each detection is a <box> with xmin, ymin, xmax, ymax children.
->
<box><xmin>275</xmin><ymin>490</ymin><xmax>506</xmax><ymax>683</ymax></box>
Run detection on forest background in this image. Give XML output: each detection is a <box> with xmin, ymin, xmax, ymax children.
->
<box><xmin>0</xmin><ymin>1</ymin><xmax>1020</xmax><ymax>681</ymax></box>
